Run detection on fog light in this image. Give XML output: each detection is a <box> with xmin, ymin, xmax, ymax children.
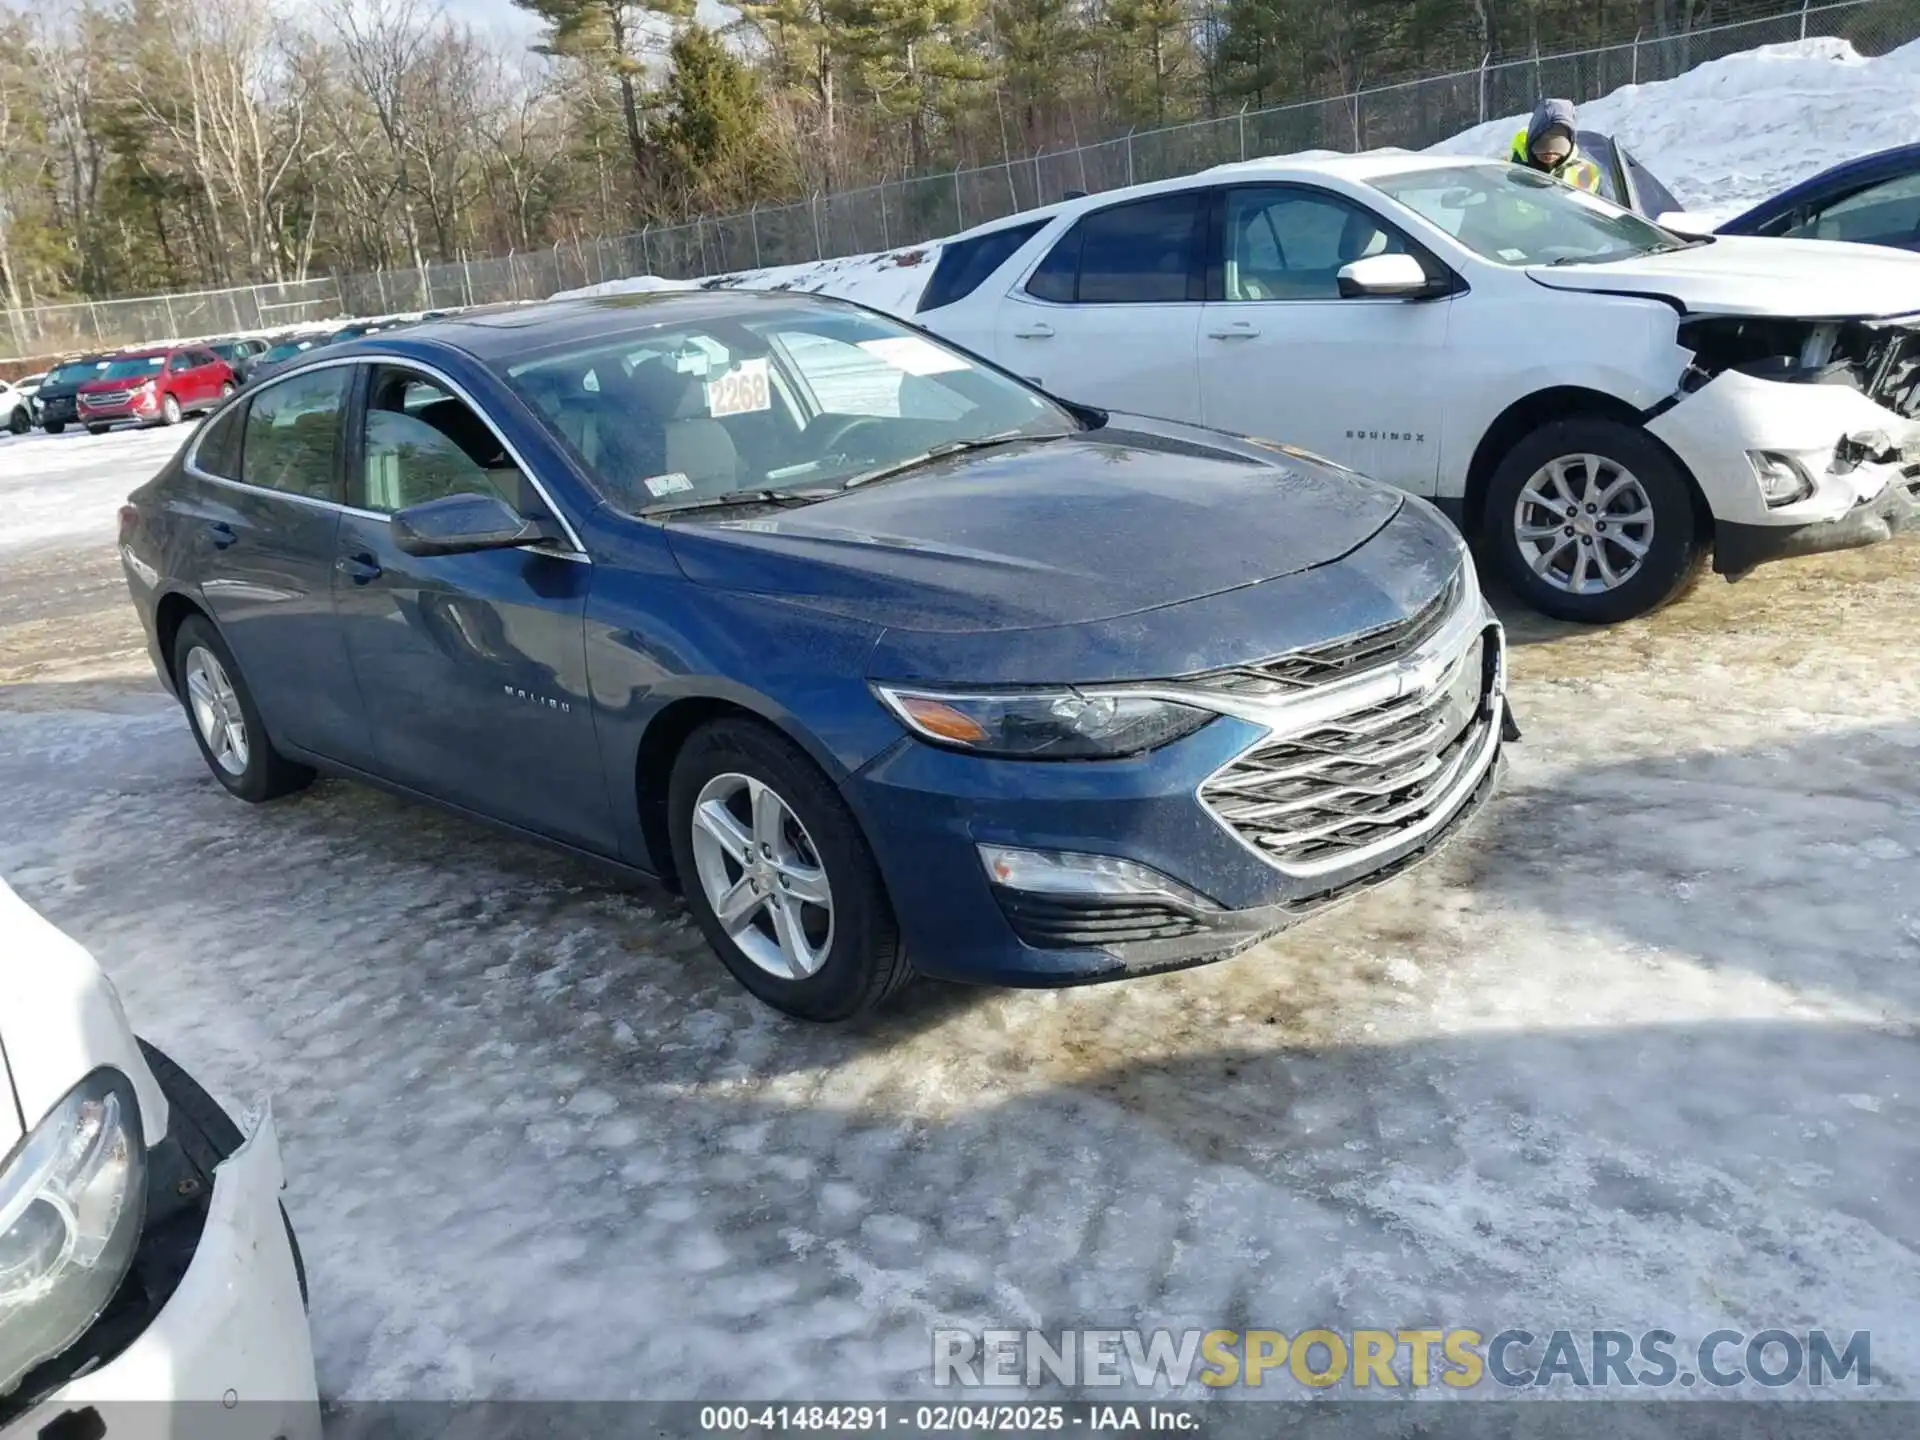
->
<box><xmin>977</xmin><ymin>844</ymin><xmax>1217</xmax><ymax>908</ymax></box>
<box><xmin>1747</xmin><ymin>450</ymin><xmax>1816</xmax><ymax>507</ymax></box>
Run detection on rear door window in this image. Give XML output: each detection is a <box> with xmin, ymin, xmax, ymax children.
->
<box><xmin>241</xmin><ymin>367</ymin><xmax>349</xmax><ymax>501</ymax></box>
<box><xmin>1025</xmin><ymin>194</ymin><xmax>1203</xmax><ymax>304</ymax></box>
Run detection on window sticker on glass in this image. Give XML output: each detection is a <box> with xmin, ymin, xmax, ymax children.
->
<box><xmin>644</xmin><ymin>471</ymin><xmax>694</xmax><ymax>497</ymax></box>
<box><xmin>856</xmin><ymin>335</ymin><xmax>969</xmax><ymax>376</ymax></box>
<box><xmin>1498</xmin><ymin>247</ymin><xmax>1528</xmax><ymax>262</ymax></box>
<box><xmin>706</xmin><ymin>357</ymin><xmax>772</xmax><ymax>417</ymax></box>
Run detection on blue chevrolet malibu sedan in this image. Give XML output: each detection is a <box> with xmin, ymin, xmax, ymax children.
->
<box><xmin>118</xmin><ymin>291</ymin><xmax>1511</xmax><ymax>1020</ymax></box>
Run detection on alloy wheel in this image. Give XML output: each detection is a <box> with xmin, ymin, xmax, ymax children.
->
<box><xmin>689</xmin><ymin>772</ymin><xmax>834</xmax><ymax>980</ymax></box>
<box><xmin>183</xmin><ymin>646</ymin><xmax>250</xmax><ymax>776</ymax></box>
<box><xmin>1512</xmin><ymin>453</ymin><xmax>1656</xmax><ymax>595</ymax></box>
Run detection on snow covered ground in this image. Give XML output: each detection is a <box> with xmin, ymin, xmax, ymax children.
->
<box><xmin>4</xmin><ymin>419</ymin><xmax>1920</xmax><ymax>1410</ymax></box>
<box><xmin>553</xmin><ymin>36</ymin><xmax>1920</xmax><ymax>316</ymax></box>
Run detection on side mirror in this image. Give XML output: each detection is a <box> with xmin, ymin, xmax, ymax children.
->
<box><xmin>1337</xmin><ymin>252</ymin><xmax>1438</xmax><ymax>299</ymax></box>
<box><xmin>391</xmin><ymin>492</ymin><xmax>561</xmax><ymax>557</ymax></box>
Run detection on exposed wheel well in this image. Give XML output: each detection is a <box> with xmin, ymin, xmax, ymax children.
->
<box><xmin>634</xmin><ymin>696</ymin><xmax>764</xmax><ymax>890</ymax></box>
<box><xmin>1461</xmin><ymin>387</ymin><xmax>1711</xmax><ymax>539</ymax></box>
<box><xmin>153</xmin><ymin>592</ymin><xmax>211</xmax><ymax>687</ymax></box>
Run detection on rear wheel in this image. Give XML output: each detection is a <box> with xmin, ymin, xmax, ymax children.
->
<box><xmin>1485</xmin><ymin>418</ymin><xmax>1706</xmax><ymax>625</ymax></box>
<box><xmin>171</xmin><ymin>615</ymin><xmax>314</xmax><ymax>802</ymax></box>
<box><xmin>668</xmin><ymin>719</ymin><xmax>911</xmax><ymax>1021</ymax></box>
<box><xmin>7</xmin><ymin>405</ymin><xmax>28</xmax><ymax>435</ymax></box>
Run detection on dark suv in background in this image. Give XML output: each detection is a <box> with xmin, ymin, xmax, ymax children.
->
<box><xmin>33</xmin><ymin>355</ymin><xmax>109</xmax><ymax>434</ymax></box>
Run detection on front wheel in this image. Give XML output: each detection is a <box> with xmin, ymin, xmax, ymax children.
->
<box><xmin>43</xmin><ymin>421</ymin><xmax>65</xmax><ymax>435</ymax></box>
<box><xmin>85</xmin><ymin>423</ymin><xmax>110</xmax><ymax>435</ymax></box>
<box><xmin>171</xmin><ymin>615</ymin><xmax>314</xmax><ymax>802</ymax></box>
<box><xmin>668</xmin><ymin>719</ymin><xmax>911</xmax><ymax>1021</ymax></box>
<box><xmin>1485</xmin><ymin>418</ymin><xmax>1706</xmax><ymax>625</ymax></box>
<box><xmin>159</xmin><ymin>392</ymin><xmax>183</xmax><ymax>425</ymax></box>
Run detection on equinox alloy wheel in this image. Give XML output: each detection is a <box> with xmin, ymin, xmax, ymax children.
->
<box><xmin>1513</xmin><ymin>454</ymin><xmax>1654</xmax><ymax>595</ymax></box>
<box><xmin>669</xmin><ymin>719</ymin><xmax>911</xmax><ymax>1020</ymax></box>
<box><xmin>1487</xmin><ymin>417</ymin><xmax>1706</xmax><ymax>625</ymax></box>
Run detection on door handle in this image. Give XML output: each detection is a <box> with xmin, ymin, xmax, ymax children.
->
<box><xmin>1206</xmin><ymin>322</ymin><xmax>1261</xmax><ymax>339</ymax></box>
<box><xmin>336</xmin><ymin>552</ymin><xmax>383</xmax><ymax>584</ymax></box>
<box><xmin>1013</xmin><ymin>322</ymin><xmax>1055</xmax><ymax>339</ymax></box>
<box><xmin>206</xmin><ymin>522</ymin><xmax>238</xmax><ymax>549</ymax></box>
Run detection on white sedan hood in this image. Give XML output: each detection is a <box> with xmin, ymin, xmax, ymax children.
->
<box><xmin>1527</xmin><ymin>235</ymin><xmax>1920</xmax><ymax>319</ymax></box>
<box><xmin>0</xmin><ymin>878</ymin><xmax>167</xmax><ymax>1149</ymax></box>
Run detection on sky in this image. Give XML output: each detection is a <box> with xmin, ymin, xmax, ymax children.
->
<box><xmin>441</xmin><ymin>0</ymin><xmax>736</xmax><ymax>44</ymax></box>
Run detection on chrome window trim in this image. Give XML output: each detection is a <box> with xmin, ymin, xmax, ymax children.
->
<box><xmin>182</xmin><ymin>351</ymin><xmax>592</xmax><ymax>564</ymax></box>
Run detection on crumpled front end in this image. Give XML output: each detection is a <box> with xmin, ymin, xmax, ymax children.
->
<box><xmin>1647</xmin><ymin>314</ymin><xmax>1920</xmax><ymax>575</ymax></box>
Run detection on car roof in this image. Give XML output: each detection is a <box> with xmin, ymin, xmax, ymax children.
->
<box><xmin>368</xmin><ymin>289</ymin><xmax>870</xmax><ymax>364</ymax></box>
<box><xmin>944</xmin><ymin>152</ymin><xmax>1504</xmax><ymax>242</ymax></box>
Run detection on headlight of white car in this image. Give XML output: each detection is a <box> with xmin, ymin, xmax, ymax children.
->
<box><xmin>0</xmin><ymin>1070</ymin><xmax>145</xmax><ymax>1396</ymax></box>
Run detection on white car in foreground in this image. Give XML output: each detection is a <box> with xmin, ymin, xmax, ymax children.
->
<box><xmin>917</xmin><ymin>154</ymin><xmax>1920</xmax><ymax>623</ymax></box>
<box><xmin>0</xmin><ymin>880</ymin><xmax>319</xmax><ymax>1440</ymax></box>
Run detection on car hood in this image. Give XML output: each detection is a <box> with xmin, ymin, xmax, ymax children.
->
<box><xmin>663</xmin><ymin>429</ymin><xmax>1404</xmax><ymax>634</ymax></box>
<box><xmin>1527</xmin><ymin>235</ymin><xmax>1920</xmax><ymax>317</ymax></box>
<box><xmin>0</xmin><ymin>878</ymin><xmax>168</xmax><ymax>1148</ymax></box>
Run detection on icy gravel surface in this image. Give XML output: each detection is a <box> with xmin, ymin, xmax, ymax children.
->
<box><xmin>2</xmin><ymin>425</ymin><xmax>1919</xmax><ymax>1405</ymax></box>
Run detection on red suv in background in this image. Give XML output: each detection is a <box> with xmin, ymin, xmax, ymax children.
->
<box><xmin>77</xmin><ymin>346</ymin><xmax>236</xmax><ymax>433</ymax></box>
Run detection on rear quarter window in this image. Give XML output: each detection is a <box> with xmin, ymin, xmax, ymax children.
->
<box><xmin>193</xmin><ymin>402</ymin><xmax>247</xmax><ymax>481</ymax></box>
<box><xmin>918</xmin><ymin>221</ymin><xmax>1047</xmax><ymax>313</ymax></box>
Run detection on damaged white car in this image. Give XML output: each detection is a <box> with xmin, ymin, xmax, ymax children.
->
<box><xmin>0</xmin><ymin>879</ymin><xmax>319</xmax><ymax>1440</ymax></box>
<box><xmin>918</xmin><ymin>154</ymin><xmax>1920</xmax><ymax>623</ymax></box>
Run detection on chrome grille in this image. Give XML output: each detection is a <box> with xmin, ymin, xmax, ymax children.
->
<box><xmin>1201</xmin><ymin>627</ymin><xmax>1493</xmax><ymax>874</ymax></box>
<box><xmin>1189</xmin><ymin>567</ymin><xmax>1466</xmax><ymax>699</ymax></box>
<box><xmin>87</xmin><ymin>390</ymin><xmax>132</xmax><ymax>407</ymax></box>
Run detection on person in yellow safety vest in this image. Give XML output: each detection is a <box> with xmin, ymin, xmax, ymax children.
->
<box><xmin>1508</xmin><ymin>98</ymin><xmax>1603</xmax><ymax>192</ymax></box>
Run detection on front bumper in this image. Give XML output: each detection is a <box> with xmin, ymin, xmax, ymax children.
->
<box><xmin>848</xmin><ymin>600</ymin><xmax>1509</xmax><ymax>987</ymax></box>
<box><xmin>2</xmin><ymin>1099</ymin><xmax>320</xmax><ymax>1440</ymax></box>
<box><xmin>1715</xmin><ymin>470</ymin><xmax>1919</xmax><ymax>578</ymax></box>
<box><xmin>1645</xmin><ymin>367</ymin><xmax>1920</xmax><ymax>573</ymax></box>
<box><xmin>76</xmin><ymin>400</ymin><xmax>157</xmax><ymax>426</ymax></box>
<box><xmin>36</xmin><ymin>397</ymin><xmax>77</xmax><ymax>427</ymax></box>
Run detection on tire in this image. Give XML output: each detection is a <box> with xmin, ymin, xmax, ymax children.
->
<box><xmin>220</xmin><ymin>381</ymin><xmax>236</xmax><ymax>399</ymax></box>
<box><xmin>86</xmin><ymin>423</ymin><xmax>110</xmax><ymax>436</ymax></box>
<box><xmin>7</xmin><ymin>405</ymin><xmax>28</xmax><ymax>435</ymax></box>
<box><xmin>668</xmin><ymin>718</ymin><xmax>911</xmax><ymax>1021</ymax></box>
<box><xmin>136</xmin><ymin>1039</ymin><xmax>309</xmax><ymax>1310</ymax></box>
<box><xmin>43</xmin><ymin>421</ymin><xmax>65</xmax><ymax>435</ymax></box>
<box><xmin>1484</xmin><ymin>417</ymin><xmax>1707</xmax><ymax>625</ymax></box>
<box><xmin>171</xmin><ymin>615</ymin><xmax>314</xmax><ymax>802</ymax></box>
<box><xmin>159</xmin><ymin>392</ymin><xmax>182</xmax><ymax>426</ymax></box>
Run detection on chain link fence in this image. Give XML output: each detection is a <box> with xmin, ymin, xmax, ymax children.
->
<box><xmin>5</xmin><ymin>0</ymin><xmax>1909</xmax><ymax>360</ymax></box>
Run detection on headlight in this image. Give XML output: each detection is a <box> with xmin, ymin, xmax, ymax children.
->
<box><xmin>0</xmin><ymin>1070</ymin><xmax>146</xmax><ymax>1397</ymax></box>
<box><xmin>874</xmin><ymin>685</ymin><xmax>1211</xmax><ymax>759</ymax></box>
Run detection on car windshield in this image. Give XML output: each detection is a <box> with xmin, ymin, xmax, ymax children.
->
<box><xmin>1371</xmin><ymin>164</ymin><xmax>1688</xmax><ymax>266</ymax></box>
<box><xmin>501</xmin><ymin>301</ymin><xmax>1077</xmax><ymax>514</ymax></box>
<box><xmin>100</xmin><ymin>356</ymin><xmax>165</xmax><ymax>380</ymax></box>
<box><xmin>47</xmin><ymin>363</ymin><xmax>103</xmax><ymax>385</ymax></box>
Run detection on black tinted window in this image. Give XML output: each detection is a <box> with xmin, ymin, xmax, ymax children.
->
<box><xmin>919</xmin><ymin>221</ymin><xmax>1046</xmax><ymax>312</ymax></box>
<box><xmin>194</xmin><ymin>402</ymin><xmax>247</xmax><ymax>480</ymax></box>
<box><xmin>1025</xmin><ymin>228</ymin><xmax>1081</xmax><ymax>303</ymax></box>
<box><xmin>1072</xmin><ymin>195</ymin><xmax>1201</xmax><ymax>303</ymax></box>
<box><xmin>241</xmin><ymin>368</ymin><xmax>348</xmax><ymax>500</ymax></box>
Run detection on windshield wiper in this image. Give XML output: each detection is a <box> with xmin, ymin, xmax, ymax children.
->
<box><xmin>642</xmin><ymin>488</ymin><xmax>833</xmax><ymax>519</ymax></box>
<box><xmin>837</xmin><ymin>430</ymin><xmax>1071</xmax><ymax>492</ymax></box>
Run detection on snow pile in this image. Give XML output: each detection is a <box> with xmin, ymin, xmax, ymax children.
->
<box><xmin>556</xmin><ymin>35</ymin><xmax>1920</xmax><ymax>315</ymax></box>
<box><xmin>1433</xmin><ymin>36</ymin><xmax>1920</xmax><ymax>222</ymax></box>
